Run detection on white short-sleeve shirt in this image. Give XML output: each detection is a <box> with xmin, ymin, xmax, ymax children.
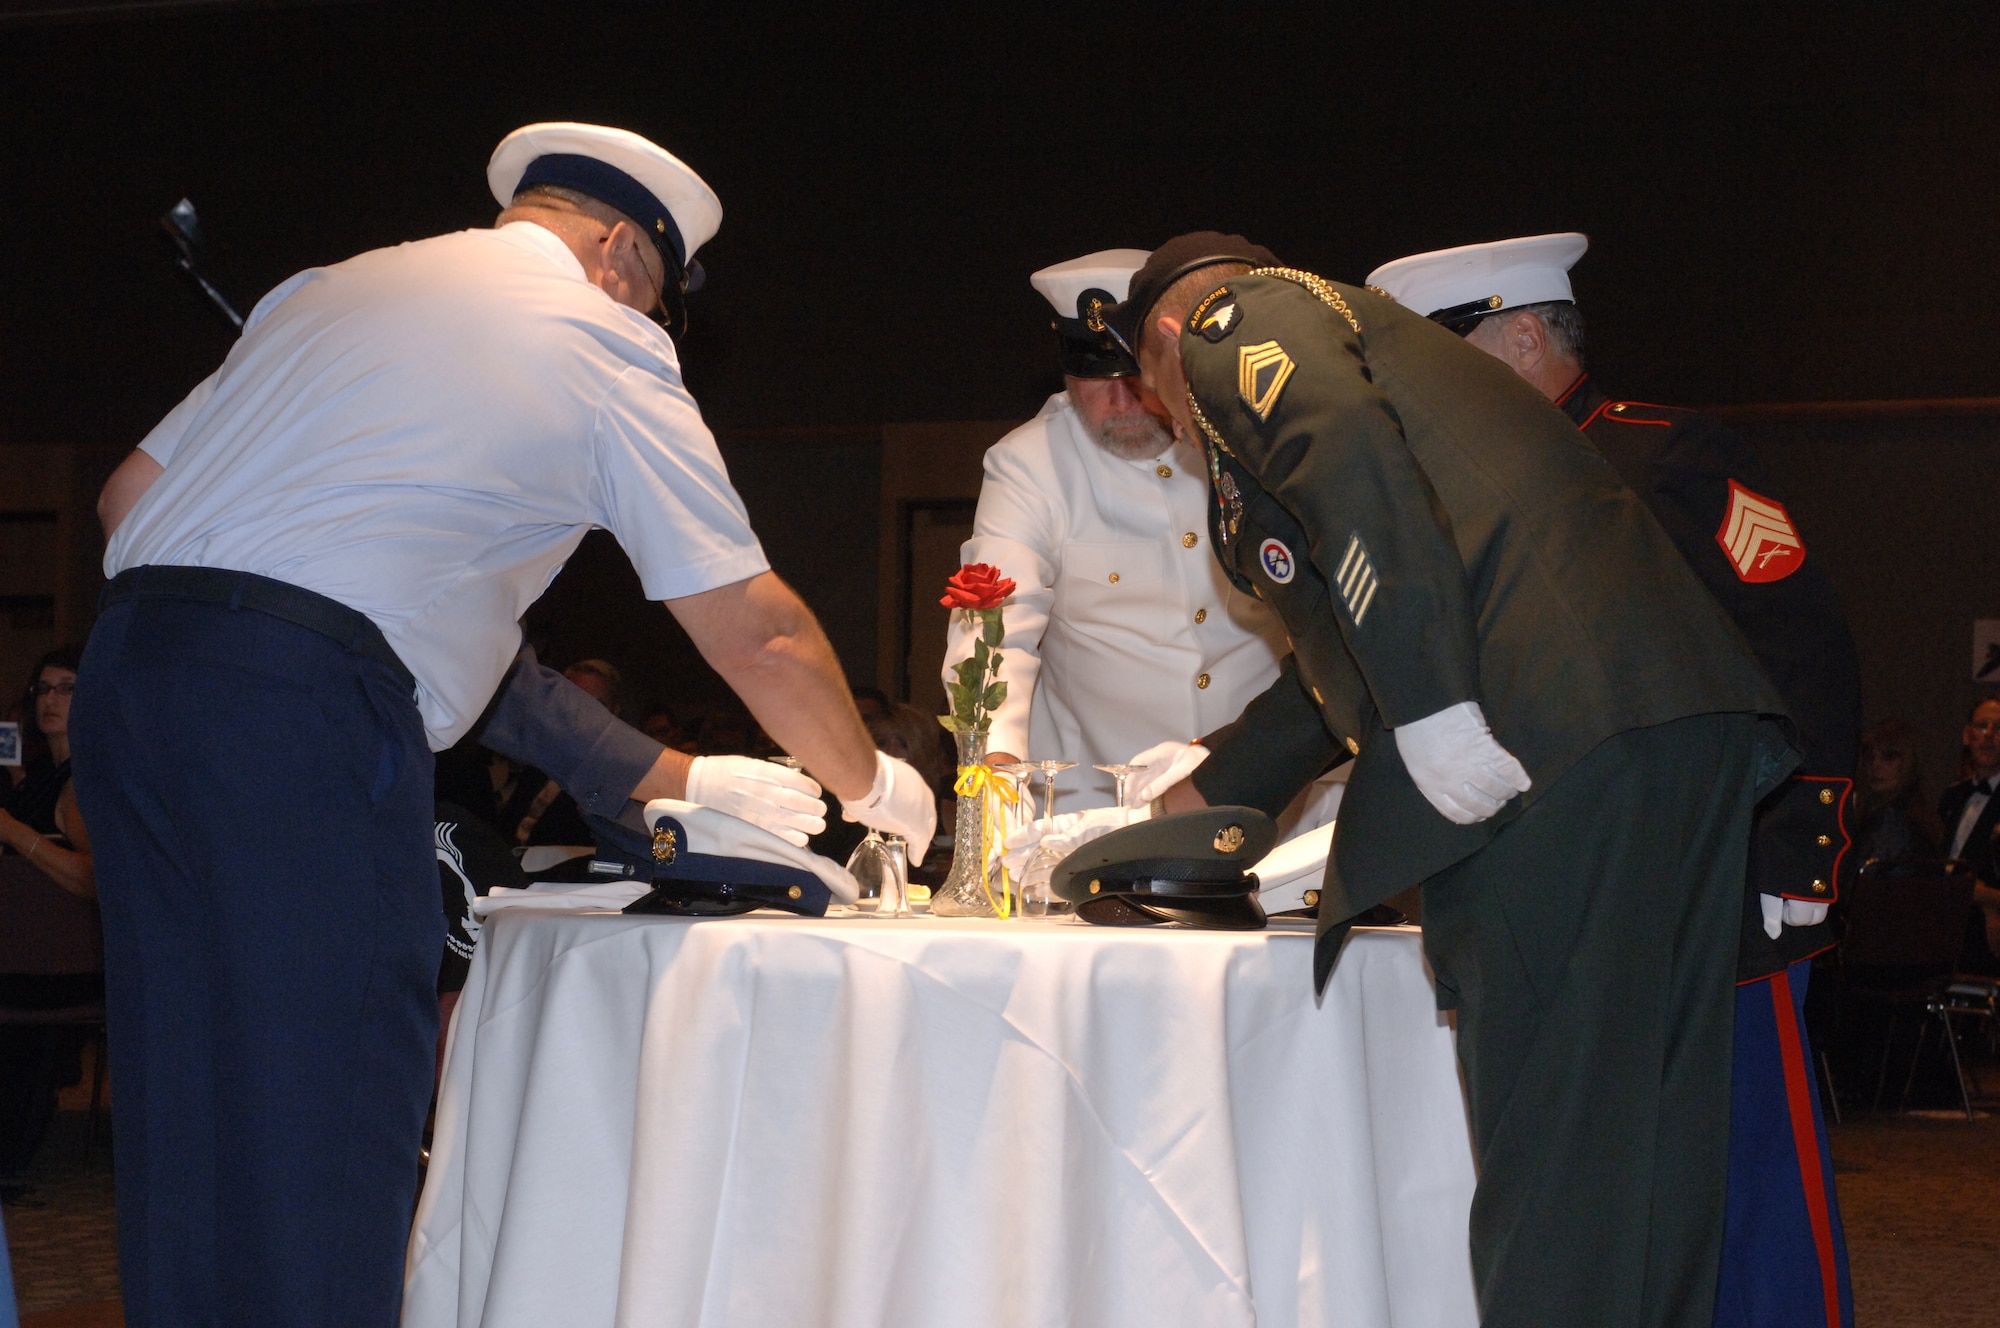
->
<box><xmin>107</xmin><ymin>222</ymin><xmax>768</xmax><ymax>748</ymax></box>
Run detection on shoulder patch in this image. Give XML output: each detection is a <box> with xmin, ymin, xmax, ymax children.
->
<box><xmin>1190</xmin><ymin>286</ymin><xmax>1240</xmax><ymax>342</ymax></box>
<box><xmin>1258</xmin><ymin>537</ymin><xmax>1296</xmax><ymax>584</ymax></box>
<box><xmin>1237</xmin><ymin>341</ymin><xmax>1295</xmax><ymax>420</ymax></box>
<box><xmin>1715</xmin><ymin>479</ymin><xmax>1805</xmax><ymax>582</ymax></box>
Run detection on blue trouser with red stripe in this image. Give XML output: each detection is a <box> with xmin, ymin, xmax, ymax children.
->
<box><xmin>1714</xmin><ymin>960</ymin><xmax>1853</xmax><ymax>1328</ymax></box>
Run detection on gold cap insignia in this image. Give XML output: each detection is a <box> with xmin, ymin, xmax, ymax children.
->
<box><xmin>1214</xmin><ymin>824</ymin><xmax>1247</xmax><ymax>853</ymax></box>
<box><xmin>1084</xmin><ymin>295</ymin><xmax>1107</xmax><ymax>334</ymax></box>
<box><xmin>651</xmin><ymin>826</ymin><xmax>677</xmax><ymax>864</ymax></box>
<box><xmin>1238</xmin><ymin>341</ymin><xmax>1296</xmax><ymax>420</ymax></box>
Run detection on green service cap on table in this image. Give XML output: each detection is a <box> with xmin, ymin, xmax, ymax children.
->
<box><xmin>1052</xmin><ymin>807</ymin><xmax>1278</xmax><ymax>930</ymax></box>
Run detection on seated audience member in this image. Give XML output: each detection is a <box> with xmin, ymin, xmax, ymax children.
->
<box><xmin>0</xmin><ymin>647</ymin><xmax>99</xmax><ymax>1201</ymax></box>
<box><xmin>0</xmin><ymin>648</ymin><xmax>93</xmax><ymax>899</ymax></box>
<box><xmin>1851</xmin><ymin>718</ymin><xmax>1944</xmax><ymax>865</ymax></box>
<box><xmin>640</xmin><ymin>707</ymin><xmax>697</xmax><ymax>753</ymax></box>
<box><xmin>851</xmin><ymin>686</ymin><xmax>890</xmax><ymax>724</ymax></box>
<box><xmin>1939</xmin><ymin>696</ymin><xmax>2000</xmax><ymax>974</ymax></box>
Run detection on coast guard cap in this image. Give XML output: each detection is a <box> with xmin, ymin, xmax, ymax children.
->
<box><xmin>1031</xmin><ymin>249</ymin><xmax>1149</xmax><ymax>378</ymax></box>
<box><xmin>1052</xmin><ymin>806</ymin><xmax>1278</xmax><ymax>930</ymax></box>
<box><xmin>607</xmin><ymin>799</ymin><xmax>859</xmax><ymax>918</ymax></box>
<box><xmin>488</xmin><ymin>122</ymin><xmax>722</xmax><ymax>332</ymax></box>
<box><xmin>1104</xmin><ymin>232</ymin><xmax>1281</xmax><ymax>360</ymax></box>
<box><xmin>1367</xmin><ymin>232</ymin><xmax>1587</xmax><ymax>334</ymax></box>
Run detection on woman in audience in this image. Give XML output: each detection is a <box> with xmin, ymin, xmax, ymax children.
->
<box><xmin>0</xmin><ymin>646</ymin><xmax>93</xmax><ymax>898</ymax></box>
<box><xmin>0</xmin><ymin>646</ymin><xmax>96</xmax><ymax>1202</ymax></box>
<box><xmin>1849</xmin><ymin>717</ymin><xmax>1942</xmax><ymax>866</ymax></box>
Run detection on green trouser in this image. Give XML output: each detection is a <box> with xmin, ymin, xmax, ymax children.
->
<box><xmin>1421</xmin><ymin>712</ymin><xmax>1755</xmax><ymax>1328</ymax></box>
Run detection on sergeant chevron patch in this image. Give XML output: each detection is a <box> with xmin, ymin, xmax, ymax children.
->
<box><xmin>1335</xmin><ymin>533</ymin><xmax>1379</xmax><ymax>625</ymax></box>
<box><xmin>1237</xmin><ymin>341</ymin><xmax>1295</xmax><ymax>419</ymax></box>
<box><xmin>1715</xmin><ymin>479</ymin><xmax>1804</xmax><ymax>583</ymax></box>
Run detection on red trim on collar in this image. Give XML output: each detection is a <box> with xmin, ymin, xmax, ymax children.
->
<box><xmin>1554</xmin><ymin>373</ymin><xmax>1590</xmax><ymax>407</ymax></box>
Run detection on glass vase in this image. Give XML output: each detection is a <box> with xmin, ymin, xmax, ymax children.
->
<box><xmin>931</xmin><ymin>728</ymin><xmax>999</xmax><ymax>917</ymax></box>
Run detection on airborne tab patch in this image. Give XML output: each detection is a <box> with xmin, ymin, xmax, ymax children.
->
<box><xmin>1334</xmin><ymin>533</ymin><xmax>1380</xmax><ymax>625</ymax></box>
<box><xmin>1191</xmin><ymin>287</ymin><xmax>1240</xmax><ymax>343</ymax></box>
<box><xmin>1237</xmin><ymin>341</ymin><xmax>1295</xmax><ymax>420</ymax></box>
<box><xmin>1715</xmin><ymin>479</ymin><xmax>1804</xmax><ymax>583</ymax></box>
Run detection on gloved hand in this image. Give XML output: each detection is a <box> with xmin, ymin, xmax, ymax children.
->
<box><xmin>1392</xmin><ymin>700</ymin><xmax>1532</xmax><ymax>825</ymax></box>
<box><xmin>1758</xmin><ymin>894</ymin><xmax>1831</xmax><ymax>940</ymax></box>
<box><xmin>1001</xmin><ymin>804</ymin><xmax>1147</xmax><ymax>879</ymax></box>
<box><xmin>684</xmin><ymin>755</ymin><xmax>827</xmax><ymax>847</ymax></box>
<box><xmin>1124</xmin><ymin>740</ymin><xmax>1210</xmax><ymax>808</ymax></box>
<box><xmin>839</xmin><ymin>751</ymin><xmax>939</xmax><ymax>866</ymax></box>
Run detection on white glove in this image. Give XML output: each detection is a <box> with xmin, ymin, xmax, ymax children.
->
<box><xmin>839</xmin><ymin>751</ymin><xmax>939</xmax><ymax>866</ymax></box>
<box><xmin>1392</xmin><ymin>700</ymin><xmax>1532</xmax><ymax>825</ymax></box>
<box><xmin>1758</xmin><ymin>893</ymin><xmax>1831</xmax><ymax>940</ymax></box>
<box><xmin>1124</xmin><ymin>741</ymin><xmax>1210</xmax><ymax>808</ymax></box>
<box><xmin>1001</xmin><ymin>805</ymin><xmax>1148</xmax><ymax>879</ymax></box>
<box><xmin>683</xmin><ymin>755</ymin><xmax>827</xmax><ymax>848</ymax></box>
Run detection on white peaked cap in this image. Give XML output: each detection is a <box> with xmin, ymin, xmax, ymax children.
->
<box><xmin>1366</xmin><ymin>232</ymin><xmax>1589</xmax><ymax>320</ymax></box>
<box><xmin>488</xmin><ymin>122</ymin><xmax>723</xmax><ymax>265</ymax></box>
<box><xmin>1030</xmin><ymin>249</ymin><xmax>1151</xmax><ymax>318</ymax></box>
<box><xmin>642</xmin><ymin>799</ymin><xmax>859</xmax><ymax>904</ymax></box>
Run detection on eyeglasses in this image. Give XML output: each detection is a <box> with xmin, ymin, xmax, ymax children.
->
<box><xmin>1970</xmin><ymin>720</ymin><xmax>2000</xmax><ymax>736</ymax></box>
<box><xmin>30</xmin><ymin>679</ymin><xmax>75</xmax><ymax>698</ymax></box>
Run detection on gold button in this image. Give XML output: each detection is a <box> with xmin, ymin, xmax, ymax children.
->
<box><xmin>1157</xmin><ymin>464</ymin><xmax>1174</xmax><ymax>478</ymax></box>
<box><xmin>1611</xmin><ymin>403</ymin><xmax>1627</xmax><ymax>413</ymax></box>
<box><xmin>1810</xmin><ymin>879</ymin><xmax>1828</xmax><ymax>894</ymax></box>
<box><xmin>1303</xmin><ymin>889</ymin><xmax>1320</xmax><ymax>908</ymax></box>
<box><xmin>1181</xmin><ymin>532</ymin><xmax>1199</xmax><ymax>548</ymax></box>
<box><xmin>1817</xmin><ymin>834</ymin><xmax>1832</xmax><ymax>847</ymax></box>
<box><xmin>1089</xmin><ymin>879</ymin><xmax>1102</xmax><ymax>895</ymax></box>
<box><xmin>1345</xmin><ymin>736</ymin><xmax>1360</xmax><ymax>755</ymax></box>
<box><xmin>1108</xmin><ymin>572</ymin><xmax>1120</xmax><ymax>584</ymax></box>
<box><xmin>1194</xmin><ymin>608</ymin><xmax>1208</xmax><ymax>624</ymax></box>
<box><xmin>1819</xmin><ymin>788</ymin><xmax>1834</xmax><ymax>804</ymax></box>
<box><xmin>1196</xmin><ymin>673</ymin><xmax>1211</xmax><ymax>689</ymax></box>
<box><xmin>787</xmin><ymin>885</ymin><xmax>802</xmax><ymax>900</ymax></box>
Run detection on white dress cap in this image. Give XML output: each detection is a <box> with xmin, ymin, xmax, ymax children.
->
<box><xmin>488</xmin><ymin>122</ymin><xmax>723</xmax><ymax>265</ymax></box>
<box><xmin>1030</xmin><ymin>249</ymin><xmax>1151</xmax><ymax>319</ymax></box>
<box><xmin>1366</xmin><ymin>232</ymin><xmax>1589</xmax><ymax>320</ymax></box>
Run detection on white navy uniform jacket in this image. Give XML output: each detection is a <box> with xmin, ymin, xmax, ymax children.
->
<box><xmin>944</xmin><ymin>392</ymin><xmax>1288</xmax><ymax>808</ymax></box>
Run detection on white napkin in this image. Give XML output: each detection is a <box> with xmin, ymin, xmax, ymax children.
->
<box><xmin>473</xmin><ymin>879</ymin><xmax>650</xmax><ymax>918</ymax></box>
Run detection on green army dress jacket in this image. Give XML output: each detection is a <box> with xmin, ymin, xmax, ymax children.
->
<box><xmin>1177</xmin><ymin>269</ymin><xmax>1793</xmax><ymax>986</ymax></box>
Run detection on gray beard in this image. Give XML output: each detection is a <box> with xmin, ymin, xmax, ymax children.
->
<box><xmin>1089</xmin><ymin>410</ymin><xmax>1175</xmax><ymax>461</ymax></box>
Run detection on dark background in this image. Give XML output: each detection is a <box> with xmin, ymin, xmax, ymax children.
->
<box><xmin>3</xmin><ymin>2</ymin><xmax>1997</xmax><ymax>774</ymax></box>
<box><xmin>4</xmin><ymin>3</ymin><xmax>1996</xmax><ymax>443</ymax></box>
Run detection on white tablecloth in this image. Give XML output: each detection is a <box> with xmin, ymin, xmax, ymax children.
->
<box><xmin>404</xmin><ymin>912</ymin><xmax>1477</xmax><ymax>1328</ymax></box>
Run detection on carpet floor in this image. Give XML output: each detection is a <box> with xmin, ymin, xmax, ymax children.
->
<box><xmin>9</xmin><ymin>1040</ymin><xmax>1999</xmax><ymax>1325</ymax></box>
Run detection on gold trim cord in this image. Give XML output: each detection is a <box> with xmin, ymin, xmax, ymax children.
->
<box><xmin>1250</xmin><ymin>266</ymin><xmax>1361</xmax><ymax>334</ymax></box>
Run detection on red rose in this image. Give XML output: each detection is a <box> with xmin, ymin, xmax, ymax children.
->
<box><xmin>940</xmin><ymin>563</ymin><xmax>1016</xmax><ymax>611</ymax></box>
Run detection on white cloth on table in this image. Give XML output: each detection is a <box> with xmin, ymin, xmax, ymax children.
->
<box><xmin>110</xmin><ymin>220</ymin><xmax>768</xmax><ymax>748</ymax></box>
<box><xmin>944</xmin><ymin>391</ymin><xmax>1288</xmax><ymax>807</ymax></box>
<box><xmin>405</xmin><ymin>912</ymin><xmax>1477</xmax><ymax>1328</ymax></box>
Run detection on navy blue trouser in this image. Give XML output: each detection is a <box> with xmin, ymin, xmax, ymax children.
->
<box><xmin>1715</xmin><ymin>960</ymin><xmax>1854</xmax><ymax>1328</ymax></box>
<box><xmin>71</xmin><ymin>585</ymin><xmax>440</xmax><ymax>1327</ymax></box>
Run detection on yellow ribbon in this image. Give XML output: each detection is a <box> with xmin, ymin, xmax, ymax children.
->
<box><xmin>953</xmin><ymin>761</ymin><xmax>1022</xmax><ymax>919</ymax></box>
